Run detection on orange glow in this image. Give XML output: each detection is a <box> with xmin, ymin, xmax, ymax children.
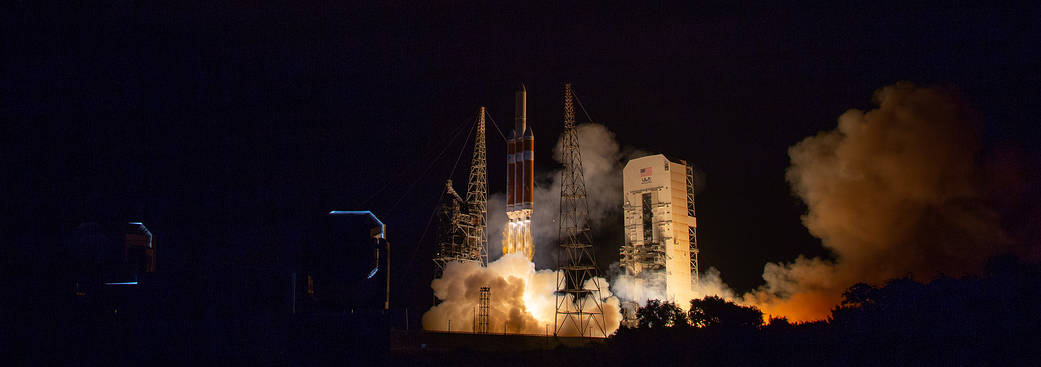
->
<box><xmin>747</xmin><ymin>290</ymin><xmax>842</xmax><ymax>323</ymax></box>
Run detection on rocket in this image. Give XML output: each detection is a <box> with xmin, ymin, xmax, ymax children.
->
<box><xmin>508</xmin><ymin>85</ymin><xmax>535</xmax><ymax>212</ymax></box>
<box><xmin>504</xmin><ymin>85</ymin><xmax>535</xmax><ymax>261</ymax></box>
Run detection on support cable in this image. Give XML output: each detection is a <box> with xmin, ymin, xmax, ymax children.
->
<box><xmin>398</xmin><ymin>192</ymin><xmax>443</xmax><ymax>288</ymax></box>
<box><xmin>358</xmin><ymin>110</ymin><xmax>476</xmax><ymax>209</ymax></box>
<box><xmin>446</xmin><ymin>113</ymin><xmax>477</xmax><ymax>186</ymax></box>
<box><xmin>485</xmin><ymin>111</ymin><xmax>509</xmax><ymax>143</ymax></box>
<box><xmin>386</xmin><ymin>110</ymin><xmax>478</xmax><ymax>215</ymax></box>
<box><xmin>394</xmin><ymin>107</ymin><xmax>482</xmax><ymax>296</ymax></box>
<box><xmin>572</xmin><ymin>90</ymin><xmax>598</xmax><ymax>125</ymax></box>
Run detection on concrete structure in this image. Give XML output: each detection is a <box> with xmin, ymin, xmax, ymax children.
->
<box><xmin>619</xmin><ymin>154</ymin><xmax>699</xmax><ymax>325</ymax></box>
<box><xmin>503</xmin><ymin>85</ymin><xmax>535</xmax><ymax>261</ymax></box>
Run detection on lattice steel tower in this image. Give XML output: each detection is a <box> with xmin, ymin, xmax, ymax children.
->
<box><xmin>465</xmin><ymin>107</ymin><xmax>490</xmax><ymax>266</ymax></box>
<box><xmin>686</xmin><ymin>163</ymin><xmax>699</xmax><ymax>286</ymax></box>
<box><xmin>554</xmin><ymin>84</ymin><xmax>607</xmax><ymax>337</ymax></box>
<box><xmin>478</xmin><ymin>287</ymin><xmax>490</xmax><ymax>334</ymax></box>
<box><xmin>434</xmin><ymin>107</ymin><xmax>489</xmax><ymax>279</ymax></box>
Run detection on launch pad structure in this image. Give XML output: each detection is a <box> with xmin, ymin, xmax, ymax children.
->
<box><xmin>478</xmin><ymin>287</ymin><xmax>490</xmax><ymax>334</ymax></box>
<box><xmin>434</xmin><ymin>85</ymin><xmax>535</xmax><ymax>278</ymax></box>
<box><xmin>431</xmin><ymin>84</ymin><xmax>609</xmax><ymax>338</ymax></box>
<box><xmin>433</xmin><ymin>107</ymin><xmax>490</xmax><ymax>279</ymax></box>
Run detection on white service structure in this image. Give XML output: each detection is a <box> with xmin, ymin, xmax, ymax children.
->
<box><xmin>619</xmin><ymin>154</ymin><xmax>699</xmax><ymax>324</ymax></box>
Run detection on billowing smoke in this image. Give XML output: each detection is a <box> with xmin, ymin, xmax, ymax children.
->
<box><xmin>422</xmin><ymin>253</ymin><xmax>622</xmax><ymax>336</ymax></box>
<box><xmin>611</xmin><ymin>267</ymin><xmax>736</xmax><ymax>311</ymax></box>
<box><xmin>745</xmin><ymin>82</ymin><xmax>1016</xmax><ymax>321</ymax></box>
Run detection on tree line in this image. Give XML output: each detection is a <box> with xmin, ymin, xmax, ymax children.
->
<box><xmin>611</xmin><ymin>254</ymin><xmax>1041</xmax><ymax>366</ymax></box>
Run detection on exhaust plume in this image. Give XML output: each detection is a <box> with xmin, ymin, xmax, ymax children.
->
<box><xmin>746</xmin><ymin>82</ymin><xmax>1016</xmax><ymax>321</ymax></box>
<box><xmin>422</xmin><ymin>252</ymin><xmax>622</xmax><ymax>336</ymax></box>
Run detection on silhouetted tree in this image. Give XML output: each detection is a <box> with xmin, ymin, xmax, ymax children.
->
<box><xmin>830</xmin><ymin>277</ymin><xmax>926</xmax><ymax>332</ymax></box>
<box><xmin>688</xmin><ymin>296</ymin><xmax>763</xmax><ymax>329</ymax></box>
<box><xmin>764</xmin><ymin>316</ymin><xmax>792</xmax><ymax>332</ymax></box>
<box><xmin>636</xmin><ymin>300</ymin><xmax>688</xmax><ymax>328</ymax></box>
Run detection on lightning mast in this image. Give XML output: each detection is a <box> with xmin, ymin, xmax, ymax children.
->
<box><xmin>554</xmin><ymin>84</ymin><xmax>607</xmax><ymax>337</ymax></box>
<box><xmin>465</xmin><ymin>107</ymin><xmax>490</xmax><ymax>266</ymax></box>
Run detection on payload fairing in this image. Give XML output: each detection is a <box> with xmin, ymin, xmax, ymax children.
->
<box><xmin>503</xmin><ymin>85</ymin><xmax>535</xmax><ymax>260</ymax></box>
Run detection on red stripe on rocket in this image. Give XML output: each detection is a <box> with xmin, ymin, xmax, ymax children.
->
<box><xmin>507</xmin><ymin>134</ymin><xmax>516</xmax><ymax>207</ymax></box>
<box><xmin>507</xmin><ymin>85</ymin><xmax>533</xmax><ymax>212</ymax></box>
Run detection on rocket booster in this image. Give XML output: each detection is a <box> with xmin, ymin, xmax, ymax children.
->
<box><xmin>507</xmin><ymin>85</ymin><xmax>534</xmax><ymax>211</ymax></box>
<box><xmin>504</xmin><ymin>85</ymin><xmax>535</xmax><ymax>261</ymax></box>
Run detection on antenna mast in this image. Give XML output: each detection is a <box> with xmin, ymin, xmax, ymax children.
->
<box><xmin>465</xmin><ymin>107</ymin><xmax>490</xmax><ymax>265</ymax></box>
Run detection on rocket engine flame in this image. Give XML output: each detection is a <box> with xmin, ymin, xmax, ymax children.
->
<box><xmin>422</xmin><ymin>252</ymin><xmax>622</xmax><ymax>336</ymax></box>
<box><xmin>504</xmin><ymin>86</ymin><xmax>535</xmax><ymax>260</ymax></box>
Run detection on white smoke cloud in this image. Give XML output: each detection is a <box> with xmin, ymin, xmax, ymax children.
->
<box><xmin>422</xmin><ymin>252</ymin><xmax>621</xmax><ymax>336</ymax></box>
<box><xmin>611</xmin><ymin>267</ymin><xmax>736</xmax><ymax>311</ymax></box>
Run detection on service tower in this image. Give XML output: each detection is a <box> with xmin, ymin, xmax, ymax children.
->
<box><xmin>619</xmin><ymin>154</ymin><xmax>699</xmax><ymax>326</ymax></box>
<box><xmin>503</xmin><ymin>85</ymin><xmax>535</xmax><ymax>261</ymax></box>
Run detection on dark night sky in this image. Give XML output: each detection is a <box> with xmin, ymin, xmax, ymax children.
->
<box><xmin>6</xmin><ymin>3</ymin><xmax>1040</xmax><ymax>310</ymax></box>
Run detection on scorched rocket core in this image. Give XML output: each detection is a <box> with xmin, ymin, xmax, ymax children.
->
<box><xmin>503</xmin><ymin>85</ymin><xmax>534</xmax><ymax>260</ymax></box>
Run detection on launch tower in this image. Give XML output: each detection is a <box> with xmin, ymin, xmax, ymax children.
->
<box><xmin>434</xmin><ymin>107</ymin><xmax>490</xmax><ymax>278</ymax></box>
<box><xmin>503</xmin><ymin>86</ymin><xmax>535</xmax><ymax>260</ymax></box>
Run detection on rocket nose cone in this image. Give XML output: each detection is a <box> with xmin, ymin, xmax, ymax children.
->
<box><xmin>520</xmin><ymin>83</ymin><xmax>526</xmax><ymax>92</ymax></box>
